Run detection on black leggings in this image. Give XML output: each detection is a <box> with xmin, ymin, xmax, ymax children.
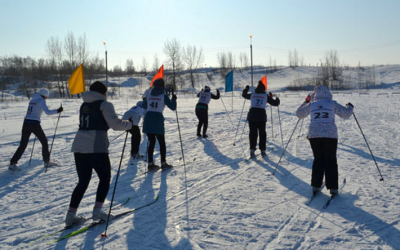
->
<box><xmin>195</xmin><ymin>108</ymin><xmax>208</xmax><ymax>135</ymax></box>
<box><xmin>147</xmin><ymin>134</ymin><xmax>166</xmax><ymax>164</ymax></box>
<box><xmin>11</xmin><ymin>121</ymin><xmax>50</xmax><ymax>164</ymax></box>
<box><xmin>248</xmin><ymin>120</ymin><xmax>266</xmax><ymax>151</ymax></box>
<box><xmin>309</xmin><ymin>138</ymin><xmax>338</xmax><ymax>190</ymax></box>
<box><xmin>129</xmin><ymin>125</ymin><xmax>141</xmax><ymax>155</ymax></box>
<box><xmin>69</xmin><ymin>153</ymin><xmax>111</xmax><ymax>209</ymax></box>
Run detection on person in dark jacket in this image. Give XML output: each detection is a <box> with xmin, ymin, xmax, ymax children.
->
<box><xmin>65</xmin><ymin>81</ymin><xmax>132</xmax><ymax>227</ymax></box>
<box><xmin>195</xmin><ymin>86</ymin><xmax>220</xmax><ymax>138</ymax></box>
<box><xmin>142</xmin><ymin>78</ymin><xmax>177</xmax><ymax>171</ymax></box>
<box><xmin>242</xmin><ymin>81</ymin><xmax>280</xmax><ymax>158</ymax></box>
<box><xmin>9</xmin><ymin>88</ymin><xmax>62</xmax><ymax>171</ymax></box>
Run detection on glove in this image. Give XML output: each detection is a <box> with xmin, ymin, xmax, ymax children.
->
<box><xmin>268</xmin><ymin>92</ymin><xmax>273</xmax><ymax>98</ymax></box>
<box><xmin>346</xmin><ymin>102</ymin><xmax>354</xmax><ymax>108</ymax></box>
<box><xmin>57</xmin><ymin>106</ymin><xmax>63</xmax><ymax>113</ymax></box>
<box><xmin>172</xmin><ymin>94</ymin><xmax>177</xmax><ymax>100</ymax></box>
<box><xmin>305</xmin><ymin>94</ymin><xmax>311</xmax><ymax>103</ymax></box>
<box><xmin>245</xmin><ymin>85</ymin><xmax>250</xmax><ymax>90</ymax></box>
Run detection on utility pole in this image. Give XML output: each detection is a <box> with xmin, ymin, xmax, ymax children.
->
<box><xmin>250</xmin><ymin>35</ymin><xmax>253</xmax><ymax>87</ymax></box>
<box><xmin>103</xmin><ymin>42</ymin><xmax>108</xmax><ymax>87</ymax></box>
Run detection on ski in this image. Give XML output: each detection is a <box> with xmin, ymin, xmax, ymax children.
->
<box><xmin>305</xmin><ymin>182</ymin><xmax>326</xmax><ymax>205</ymax></box>
<box><xmin>48</xmin><ymin>195</ymin><xmax>159</xmax><ymax>244</ymax></box>
<box><xmin>322</xmin><ymin>178</ymin><xmax>346</xmax><ymax>209</ymax></box>
<box><xmin>141</xmin><ymin>157</ymin><xmax>196</xmax><ymax>175</ymax></box>
<box><xmin>27</xmin><ymin>196</ymin><xmax>131</xmax><ymax>245</ymax></box>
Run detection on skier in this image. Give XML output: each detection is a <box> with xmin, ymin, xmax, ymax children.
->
<box><xmin>142</xmin><ymin>78</ymin><xmax>177</xmax><ymax>171</ymax></box>
<box><xmin>296</xmin><ymin>85</ymin><xmax>353</xmax><ymax>195</ymax></box>
<box><xmin>195</xmin><ymin>86</ymin><xmax>220</xmax><ymax>138</ymax></box>
<box><xmin>242</xmin><ymin>81</ymin><xmax>280</xmax><ymax>158</ymax></box>
<box><xmin>9</xmin><ymin>88</ymin><xmax>62</xmax><ymax>171</ymax></box>
<box><xmin>122</xmin><ymin>101</ymin><xmax>145</xmax><ymax>159</ymax></box>
<box><xmin>65</xmin><ymin>81</ymin><xmax>132</xmax><ymax>227</ymax></box>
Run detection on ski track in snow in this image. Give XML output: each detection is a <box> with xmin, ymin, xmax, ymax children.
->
<box><xmin>1</xmin><ymin>67</ymin><xmax>400</xmax><ymax>249</ymax></box>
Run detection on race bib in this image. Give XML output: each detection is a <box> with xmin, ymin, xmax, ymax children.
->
<box><xmin>250</xmin><ymin>93</ymin><xmax>267</xmax><ymax>109</ymax></box>
<box><xmin>310</xmin><ymin>100</ymin><xmax>335</xmax><ymax>123</ymax></box>
<box><xmin>146</xmin><ymin>93</ymin><xmax>165</xmax><ymax>113</ymax></box>
<box><xmin>198</xmin><ymin>92</ymin><xmax>211</xmax><ymax>105</ymax></box>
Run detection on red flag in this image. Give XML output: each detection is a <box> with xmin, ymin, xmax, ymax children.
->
<box><xmin>260</xmin><ymin>75</ymin><xmax>267</xmax><ymax>90</ymax></box>
<box><xmin>150</xmin><ymin>65</ymin><xmax>164</xmax><ymax>86</ymax></box>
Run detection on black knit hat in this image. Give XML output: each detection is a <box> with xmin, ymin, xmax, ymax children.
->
<box><xmin>153</xmin><ymin>78</ymin><xmax>165</xmax><ymax>87</ymax></box>
<box><xmin>90</xmin><ymin>81</ymin><xmax>107</xmax><ymax>94</ymax></box>
<box><xmin>257</xmin><ymin>81</ymin><xmax>265</xmax><ymax>91</ymax></box>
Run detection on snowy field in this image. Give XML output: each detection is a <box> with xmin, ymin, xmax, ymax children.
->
<box><xmin>1</xmin><ymin>66</ymin><xmax>400</xmax><ymax>249</ymax></box>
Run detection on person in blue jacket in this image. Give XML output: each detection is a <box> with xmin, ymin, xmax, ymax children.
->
<box><xmin>142</xmin><ymin>78</ymin><xmax>177</xmax><ymax>171</ymax></box>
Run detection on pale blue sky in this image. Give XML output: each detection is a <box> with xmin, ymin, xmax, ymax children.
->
<box><xmin>1</xmin><ymin>0</ymin><xmax>399</xmax><ymax>70</ymax></box>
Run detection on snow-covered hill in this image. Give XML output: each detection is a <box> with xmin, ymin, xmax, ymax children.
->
<box><xmin>1</xmin><ymin>65</ymin><xmax>400</xmax><ymax>249</ymax></box>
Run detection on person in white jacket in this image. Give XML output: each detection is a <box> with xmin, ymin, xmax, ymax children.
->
<box><xmin>296</xmin><ymin>85</ymin><xmax>353</xmax><ymax>195</ymax></box>
<box><xmin>65</xmin><ymin>81</ymin><xmax>132</xmax><ymax>227</ymax></box>
<box><xmin>122</xmin><ymin>101</ymin><xmax>145</xmax><ymax>159</ymax></box>
<box><xmin>9</xmin><ymin>88</ymin><xmax>63</xmax><ymax>171</ymax></box>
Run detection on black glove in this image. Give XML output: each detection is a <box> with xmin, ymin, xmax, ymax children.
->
<box><xmin>245</xmin><ymin>85</ymin><xmax>250</xmax><ymax>90</ymax></box>
<box><xmin>57</xmin><ymin>106</ymin><xmax>63</xmax><ymax>113</ymax></box>
<box><xmin>172</xmin><ymin>94</ymin><xmax>177</xmax><ymax>100</ymax></box>
<box><xmin>305</xmin><ymin>94</ymin><xmax>311</xmax><ymax>103</ymax></box>
<box><xmin>346</xmin><ymin>102</ymin><xmax>354</xmax><ymax>108</ymax></box>
<box><xmin>268</xmin><ymin>92</ymin><xmax>273</xmax><ymax>98</ymax></box>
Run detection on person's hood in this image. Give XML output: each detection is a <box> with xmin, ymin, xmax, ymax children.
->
<box><xmin>82</xmin><ymin>91</ymin><xmax>107</xmax><ymax>103</ymax></box>
<box><xmin>31</xmin><ymin>93</ymin><xmax>44</xmax><ymax>100</ymax></box>
<box><xmin>314</xmin><ymin>85</ymin><xmax>332</xmax><ymax>100</ymax></box>
<box><xmin>150</xmin><ymin>86</ymin><xmax>165</xmax><ymax>96</ymax></box>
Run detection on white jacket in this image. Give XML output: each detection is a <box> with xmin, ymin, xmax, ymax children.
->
<box><xmin>296</xmin><ymin>85</ymin><xmax>353</xmax><ymax>139</ymax></box>
<box><xmin>122</xmin><ymin>106</ymin><xmax>144</xmax><ymax>126</ymax></box>
<box><xmin>25</xmin><ymin>94</ymin><xmax>58</xmax><ymax>122</ymax></box>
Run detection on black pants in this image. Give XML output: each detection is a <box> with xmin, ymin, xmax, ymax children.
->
<box><xmin>309</xmin><ymin>138</ymin><xmax>338</xmax><ymax>190</ymax></box>
<box><xmin>69</xmin><ymin>153</ymin><xmax>111</xmax><ymax>209</ymax></box>
<box><xmin>147</xmin><ymin>134</ymin><xmax>166</xmax><ymax>164</ymax></box>
<box><xmin>248</xmin><ymin>120</ymin><xmax>266</xmax><ymax>151</ymax></box>
<box><xmin>11</xmin><ymin>121</ymin><xmax>50</xmax><ymax>164</ymax></box>
<box><xmin>129</xmin><ymin>125</ymin><xmax>141</xmax><ymax>155</ymax></box>
<box><xmin>195</xmin><ymin>108</ymin><xmax>208</xmax><ymax>136</ymax></box>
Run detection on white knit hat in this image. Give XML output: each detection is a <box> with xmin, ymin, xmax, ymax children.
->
<box><xmin>39</xmin><ymin>89</ymin><xmax>49</xmax><ymax>97</ymax></box>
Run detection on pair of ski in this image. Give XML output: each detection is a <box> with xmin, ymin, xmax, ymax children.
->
<box><xmin>141</xmin><ymin>157</ymin><xmax>196</xmax><ymax>175</ymax></box>
<box><xmin>305</xmin><ymin>178</ymin><xmax>346</xmax><ymax>209</ymax></box>
<box><xmin>28</xmin><ymin>195</ymin><xmax>158</xmax><ymax>245</ymax></box>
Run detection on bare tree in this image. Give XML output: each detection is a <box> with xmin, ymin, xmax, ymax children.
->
<box><xmin>64</xmin><ymin>31</ymin><xmax>78</xmax><ymax>71</ymax></box>
<box><xmin>182</xmin><ymin>44</ymin><xmax>204</xmax><ymax>88</ymax></box>
<box><xmin>226</xmin><ymin>51</ymin><xmax>235</xmax><ymax>70</ymax></box>
<box><xmin>141</xmin><ymin>57</ymin><xmax>148</xmax><ymax>75</ymax></box>
<box><xmin>163</xmin><ymin>38</ymin><xmax>182</xmax><ymax>90</ymax></box>
<box><xmin>239</xmin><ymin>52</ymin><xmax>249</xmax><ymax>70</ymax></box>
<box><xmin>217</xmin><ymin>52</ymin><xmax>227</xmax><ymax>76</ymax></box>
<box><xmin>125</xmin><ymin>59</ymin><xmax>135</xmax><ymax>74</ymax></box>
<box><xmin>77</xmin><ymin>33</ymin><xmax>90</xmax><ymax>65</ymax></box>
<box><xmin>152</xmin><ymin>53</ymin><xmax>160</xmax><ymax>72</ymax></box>
<box><xmin>46</xmin><ymin>36</ymin><xmax>64</xmax><ymax>97</ymax></box>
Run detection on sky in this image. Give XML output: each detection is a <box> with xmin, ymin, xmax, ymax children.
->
<box><xmin>1</xmin><ymin>0</ymin><xmax>400</xmax><ymax>71</ymax></box>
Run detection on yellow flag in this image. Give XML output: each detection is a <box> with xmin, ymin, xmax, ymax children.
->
<box><xmin>68</xmin><ymin>64</ymin><xmax>85</xmax><ymax>95</ymax></box>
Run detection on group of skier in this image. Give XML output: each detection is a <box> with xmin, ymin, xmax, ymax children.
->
<box><xmin>7</xmin><ymin>78</ymin><xmax>354</xmax><ymax>227</ymax></box>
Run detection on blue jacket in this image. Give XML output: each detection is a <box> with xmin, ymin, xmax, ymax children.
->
<box><xmin>142</xmin><ymin>87</ymin><xmax>176</xmax><ymax>135</ymax></box>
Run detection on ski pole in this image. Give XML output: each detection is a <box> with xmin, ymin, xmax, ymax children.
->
<box><xmin>298</xmin><ymin>118</ymin><xmax>304</xmax><ymax>138</ymax></box>
<box><xmin>29</xmin><ymin>136</ymin><xmax>36</xmax><ymax>166</ymax></box>
<box><xmin>47</xmin><ymin>104</ymin><xmax>62</xmax><ymax>173</ymax></box>
<box><xmin>220</xmin><ymin>95</ymin><xmax>235</xmax><ymax>128</ymax></box>
<box><xmin>110</xmin><ymin>131</ymin><xmax>126</xmax><ymax>143</ymax></box>
<box><xmin>233</xmin><ymin>99</ymin><xmax>247</xmax><ymax>146</ymax></box>
<box><xmin>352</xmin><ymin>112</ymin><xmax>384</xmax><ymax>181</ymax></box>
<box><xmin>101</xmin><ymin>131</ymin><xmax>129</xmax><ymax>238</ymax></box>
<box><xmin>175</xmin><ymin>109</ymin><xmax>186</xmax><ymax>170</ymax></box>
<box><xmin>277</xmin><ymin>106</ymin><xmax>284</xmax><ymax>148</ymax></box>
<box><xmin>270</xmin><ymin>105</ymin><xmax>274</xmax><ymax>141</ymax></box>
<box><xmin>238</xmin><ymin>119</ymin><xmax>248</xmax><ymax>144</ymax></box>
<box><xmin>272</xmin><ymin>118</ymin><xmax>300</xmax><ymax>175</ymax></box>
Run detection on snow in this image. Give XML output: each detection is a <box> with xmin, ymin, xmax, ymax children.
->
<box><xmin>1</xmin><ymin>66</ymin><xmax>400</xmax><ymax>249</ymax></box>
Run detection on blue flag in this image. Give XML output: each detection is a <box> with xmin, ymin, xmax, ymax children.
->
<box><xmin>225</xmin><ymin>70</ymin><xmax>233</xmax><ymax>92</ymax></box>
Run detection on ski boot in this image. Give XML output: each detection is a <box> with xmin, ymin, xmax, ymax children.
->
<box><xmin>161</xmin><ymin>162</ymin><xmax>173</xmax><ymax>171</ymax></box>
<box><xmin>8</xmin><ymin>163</ymin><xmax>21</xmax><ymax>171</ymax></box>
<box><xmin>147</xmin><ymin>162</ymin><xmax>160</xmax><ymax>171</ymax></box>
<box><xmin>65</xmin><ymin>211</ymin><xmax>85</xmax><ymax>227</ymax></box>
